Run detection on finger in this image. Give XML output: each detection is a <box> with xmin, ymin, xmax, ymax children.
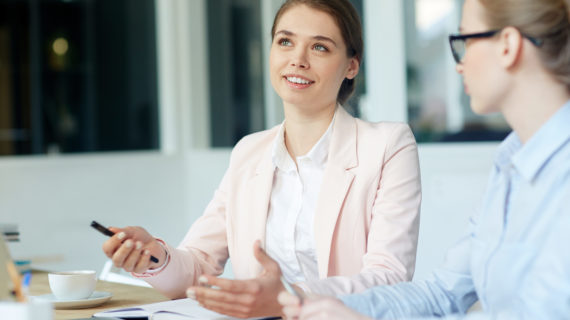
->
<box><xmin>188</xmin><ymin>287</ymin><xmax>252</xmax><ymax>316</ymax></box>
<box><xmin>108</xmin><ymin>227</ymin><xmax>123</xmax><ymax>234</ymax></box>
<box><xmin>122</xmin><ymin>241</ymin><xmax>144</xmax><ymax>272</ymax></box>
<box><xmin>299</xmin><ymin>298</ymin><xmax>343</xmax><ymax>319</ymax></box>
<box><xmin>112</xmin><ymin>226</ymin><xmax>150</xmax><ymax>243</ymax></box>
<box><xmin>278</xmin><ymin>290</ymin><xmax>300</xmax><ymax>306</ymax></box>
<box><xmin>253</xmin><ymin>240</ymin><xmax>280</xmax><ymax>273</ymax></box>
<box><xmin>111</xmin><ymin>239</ymin><xmax>135</xmax><ymax>268</ymax></box>
<box><xmin>101</xmin><ymin>238</ymin><xmax>121</xmax><ymax>259</ymax></box>
<box><xmin>192</xmin><ymin>285</ymin><xmax>255</xmax><ymax>305</ymax></box>
<box><xmin>282</xmin><ymin>305</ymin><xmax>301</xmax><ymax>320</ymax></box>
<box><xmin>200</xmin><ymin>275</ymin><xmax>259</xmax><ymax>294</ymax></box>
<box><xmin>133</xmin><ymin>249</ymin><xmax>153</xmax><ymax>273</ymax></box>
<box><xmin>101</xmin><ymin>228</ymin><xmax>128</xmax><ymax>257</ymax></box>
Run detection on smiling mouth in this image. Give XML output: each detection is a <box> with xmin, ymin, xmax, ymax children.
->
<box><xmin>284</xmin><ymin>76</ymin><xmax>314</xmax><ymax>85</ymax></box>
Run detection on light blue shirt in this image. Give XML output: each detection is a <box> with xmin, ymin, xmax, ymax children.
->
<box><xmin>341</xmin><ymin>101</ymin><xmax>570</xmax><ymax>320</ymax></box>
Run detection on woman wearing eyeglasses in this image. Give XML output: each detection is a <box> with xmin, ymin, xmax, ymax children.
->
<box><xmin>279</xmin><ymin>0</ymin><xmax>570</xmax><ymax>319</ymax></box>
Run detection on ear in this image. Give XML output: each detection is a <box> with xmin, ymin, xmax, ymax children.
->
<box><xmin>498</xmin><ymin>26</ymin><xmax>523</xmax><ymax>69</ymax></box>
<box><xmin>345</xmin><ymin>57</ymin><xmax>360</xmax><ymax>80</ymax></box>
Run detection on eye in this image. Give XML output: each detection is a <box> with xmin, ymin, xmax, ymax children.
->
<box><xmin>277</xmin><ymin>38</ymin><xmax>292</xmax><ymax>47</ymax></box>
<box><xmin>313</xmin><ymin>43</ymin><xmax>329</xmax><ymax>52</ymax></box>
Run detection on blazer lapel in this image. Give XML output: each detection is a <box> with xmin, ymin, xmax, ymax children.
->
<box><xmin>245</xmin><ymin>142</ymin><xmax>275</xmax><ymax>275</ymax></box>
<box><xmin>314</xmin><ymin>107</ymin><xmax>358</xmax><ymax>278</ymax></box>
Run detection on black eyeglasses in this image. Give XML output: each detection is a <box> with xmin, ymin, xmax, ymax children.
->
<box><xmin>448</xmin><ymin>30</ymin><xmax>543</xmax><ymax>64</ymax></box>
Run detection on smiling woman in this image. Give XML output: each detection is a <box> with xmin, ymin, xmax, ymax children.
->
<box><xmin>98</xmin><ymin>0</ymin><xmax>421</xmax><ymax>318</ymax></box>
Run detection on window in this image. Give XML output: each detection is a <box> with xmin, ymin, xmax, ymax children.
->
<box><xmin>404</xmin><ymin>0</ymin><xmax>510</xmax><ymax>142</ymax></box>
<box><xmin>0</xmin><ymin>0</ymin><xmax>159</xmax><ymax>156</ymax></box>
<box><xmin>206</xmin><ymin>0</ymin><xmax>265</xmax><ymax>147</ymax></box>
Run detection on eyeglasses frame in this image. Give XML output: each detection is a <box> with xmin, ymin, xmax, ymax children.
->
<box><xmin>448</xmin><ymin>29</ymin><xmax>543</xmax><ymax>64</ymax></box>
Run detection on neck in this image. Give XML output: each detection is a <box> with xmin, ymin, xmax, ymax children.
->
<box><xmin>501</xmin><ymin>73</ymin><xmax>569</xmax><ymax>144</ymax></box>
<box><xmin>282</xmin><ymin>102</ymin><xmax>337</xmax><ymax>159</ymax></box>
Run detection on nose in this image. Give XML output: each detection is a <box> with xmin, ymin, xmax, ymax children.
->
<box><xmin>455</xmin><ymin>63</ymin><xmax>464</xmax><ymax>74</ymax></box>
<box><xmin>290</xmin><ymin>48</ymin><xmax>309</xmax><ymax>69</ymax></box>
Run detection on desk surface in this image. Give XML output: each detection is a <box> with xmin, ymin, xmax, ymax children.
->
<box><xmin>29</xmin><ymin>271</ymin><xmax>168</xmax><ymax>320</ymax></box>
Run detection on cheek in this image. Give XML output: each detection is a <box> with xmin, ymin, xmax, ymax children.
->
<box><xmin>269</xmin><ymin>51</ymin><xmax>284</xmax><ymax>84</ymax></box>
<box><xmin>319</xmin><ymin>60</ymin><xmax>348</xmax><ymax>87</ymax></box>
<box><xmin>465</xmin><ymin>64</ymin><xmax>506</xmax><ymax>114</ymax></box>
<box><xmin>268</xmin><ymin>51</ymin><xmax>278</xmax><ymax>76</ymax></box>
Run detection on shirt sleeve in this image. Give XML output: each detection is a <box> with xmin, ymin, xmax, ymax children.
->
<box><xmin>419</xmin><ymin>189</ymin><xmax>570</xmax><ymax>320</ymax></box>
<box><xmin>340</xmin><ymin>216</ymin><xmax>479</xmax><ymax>319</ymax></box>
<box><xmin>342</xmin><ymin>184</ymin><xmax>570</xmax><ymax>320</ymax></box>
<box><xmin>300</xmin><ymin>124</ymin><xmax>422</xmax><ymax>295</ymax></box>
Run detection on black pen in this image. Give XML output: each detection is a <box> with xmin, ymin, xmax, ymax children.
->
<box><xmin>91</xmin><ymin>220</ymin><xmax>159</xmax><ymax>263</ymax></box>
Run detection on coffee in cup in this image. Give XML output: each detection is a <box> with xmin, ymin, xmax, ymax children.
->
<box><xmin>48</xmin><ymin>270</ymin><xmax>97</xmax><ymax>300</ymax></box>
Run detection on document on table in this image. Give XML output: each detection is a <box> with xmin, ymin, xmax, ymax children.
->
<box><xmin>93</xmin><ymin>298</ymin><xmax>240</xmax><ymax>319</ymax></box>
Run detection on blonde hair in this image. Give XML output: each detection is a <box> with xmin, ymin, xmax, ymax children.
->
<box><xmin>479</xmin><ymin>0</ymin><xmax>570</xmax><ymax>89</ymax></box>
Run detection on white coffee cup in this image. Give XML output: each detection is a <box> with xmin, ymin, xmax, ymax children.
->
<box><xmin>48</xmin><ymin>270</ymin><xmax>97</xmax><ymax>300</ymax></box>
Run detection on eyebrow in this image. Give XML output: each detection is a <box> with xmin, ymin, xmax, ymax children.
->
<box><xmin>274</xmin><ymin>30</ymin><xmax>338</xmax><ymax>48</ymax></box>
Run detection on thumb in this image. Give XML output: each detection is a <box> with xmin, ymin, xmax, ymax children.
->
<box><xmin>108</xmin><ymin>227</ymin><xmax>122</xmax><ymax>234</ymax></box>
<box><xmin>253</xmin><ymin>240</ymin><xmax>280</xmax><ymax>274</ymax></box>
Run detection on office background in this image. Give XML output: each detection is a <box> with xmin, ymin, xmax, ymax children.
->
<box><xmin>1</xmin><ymin>0</ymin><xmax>500</xmax><ymax>281</ymax></box>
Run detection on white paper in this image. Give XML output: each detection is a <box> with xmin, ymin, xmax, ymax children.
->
<box><xmin>93</xmin><ymin>298</ymin><xmax>239</xmax><ymax>319</ymax></box>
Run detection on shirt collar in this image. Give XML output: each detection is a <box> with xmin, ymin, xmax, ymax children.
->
<box><xmin>271</xmin><ymin>110</ymin><xmax>336</xmax><ymax>172</ymax></box>
<box><xmin>495</xmin><ymin>100</ymin><xmax>570</xmax><ymax>181</ymax></box>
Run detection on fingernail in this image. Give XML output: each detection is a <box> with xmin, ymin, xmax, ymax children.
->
<box><xmin>186</xmin><ymin>289</ymin><xmax>196</xmax><ymax>299</ymax></box>
<box><xmin>136</xmin><ymin>242</ymin><xmax>142</xmax><ymax>250</ymax></box>
<box><xmin>125</xmin><ymin>240</ymin><xmax>133</xmax><ymax>248</ymax></box>
<box><xmin>117</xmin><ymin>232</ymin><xmax>126</xmax><ymax>240</ymax></box>
<box><xmin>144</xmin><ymin>250</ymin><xmax>150</xmax><ymax>255</ymax></box>
<box><xmin>198</xmin><ymin>276</ymin><xmax>208</xmax><ymax>284</ymax></box>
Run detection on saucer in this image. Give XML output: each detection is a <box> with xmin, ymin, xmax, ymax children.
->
<box><xmin>33</xmin><ymin>291</ymin><xmax>112</xmax><ymax>309</ymax></box>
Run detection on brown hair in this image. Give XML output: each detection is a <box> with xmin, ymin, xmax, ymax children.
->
<box><xmin>479</xmin><ymin>0</ymin><xmax>570</xmax><ymax>90</ymax></box>
<box><xmin>271</xmin><ymin>0</ymin><xmax>363</xmax><ymax>104</ymax></box>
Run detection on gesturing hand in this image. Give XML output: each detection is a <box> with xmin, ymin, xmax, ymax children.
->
<box><xmin>278</xmin><ymin>292</ymin><xmax>372</xmax><ymax>320</ymax></box>
<box><xmin>186</xmin><ymin>240</ymin><xmax>286</xmax><ymax>318</ymax></box>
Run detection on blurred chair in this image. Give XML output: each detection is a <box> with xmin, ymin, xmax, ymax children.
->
<box><xmin>99</xmin><ymin>260</ymin><xmax>151</xmax><ymax>287</ymax></box>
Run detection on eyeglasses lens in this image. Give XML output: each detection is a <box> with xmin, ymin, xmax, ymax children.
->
<box><xmin>451</xmin><ymin>39</ymin><xmax>465</xmax><ymax>63</ymax></box>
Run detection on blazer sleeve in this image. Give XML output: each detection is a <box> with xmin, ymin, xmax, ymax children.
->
<box><xmin>301</xmin><ymin>124</ymin><xmax>422</xmax><ymax>296</ymax></box>
<box><xmin>133</xmin><ymin>166</ymin><xmax>232</xmax><ymax>299</ymax></box>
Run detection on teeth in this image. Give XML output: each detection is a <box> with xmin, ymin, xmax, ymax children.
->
<box><xmin>286</xmin><ymin>76</ymin><xmax>311</xmax><ymax>84</ymax></box>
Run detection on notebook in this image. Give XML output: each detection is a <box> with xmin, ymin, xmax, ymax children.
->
<box><xmin>93</xmin><ymin>298</ymin><xmax>241</xmax><ymax>320</ymax></box>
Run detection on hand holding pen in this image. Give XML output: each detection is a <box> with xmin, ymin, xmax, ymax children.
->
<box><xmin>93</xmin><ymin>221</ymin><xmax>167</xmax><ymax>274</ymax></box>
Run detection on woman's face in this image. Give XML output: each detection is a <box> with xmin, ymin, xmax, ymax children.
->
<box><xmin>269</xmin><ymin>4</ymin><xmax>359</xmax><ymax>111</ymax></box>
<box><xmin>456</xmin><ymin>0</ymin><xmax>508</xmax><ymax>114</ymax></box>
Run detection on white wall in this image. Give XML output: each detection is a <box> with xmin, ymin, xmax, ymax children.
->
<box><xmin>413</xmin><ymin>143</ymin><xmax>496</xmax><ymax>280</ymax></box>
<box><xmin>0</xmin><ymin>150</ymin><xmax>230</xmax><ymax>272</ymax></box>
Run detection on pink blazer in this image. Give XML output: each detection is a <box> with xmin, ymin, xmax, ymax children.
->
<box><xmin>138</xmin><ymin>107</ymin><xmax>421</xmax><ymax>298</ymax></box>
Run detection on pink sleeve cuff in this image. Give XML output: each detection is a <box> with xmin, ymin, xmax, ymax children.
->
<box><xmin>132</xmin><ymin>238</ymin><xmax>171</xmax><ymax>278</ymax></box>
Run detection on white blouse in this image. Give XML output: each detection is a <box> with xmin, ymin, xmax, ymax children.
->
<box><xmin>265</xmin><ymin>115</ymin><xmax>335</xmax><ymax>284</ymax></box>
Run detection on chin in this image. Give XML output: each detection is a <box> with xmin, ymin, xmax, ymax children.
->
<box><xmin>470</xmin><ymin>104</ymin><xmax>486</xmax><ymax>115</ymax></box>
<box><xmin>469</xmin><ymin>99</ymin><xmax>494</xmax><ymax>115</ymax></box>
<box><xmin>280</xmin><ymin>90</ymin><xmax>315</xmax><ymax>105</ymax></box>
